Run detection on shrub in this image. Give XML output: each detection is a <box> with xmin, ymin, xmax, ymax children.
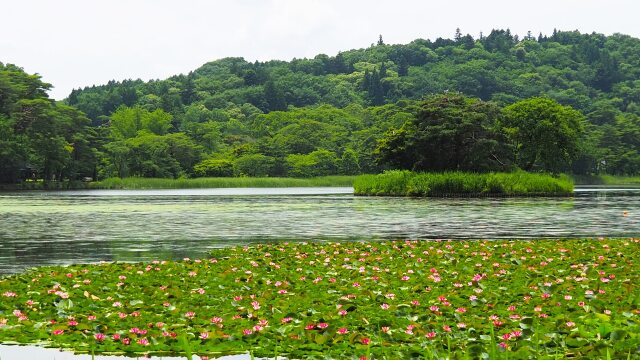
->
<box><xmin>233</xmin><ymin>154</ymin><xmax>277</xmax><ymax>177</ymax></box>
<box><xmin>193</xmin><ymin>159</ymin><xmax>234</xmax><ymax>177</ymax></box>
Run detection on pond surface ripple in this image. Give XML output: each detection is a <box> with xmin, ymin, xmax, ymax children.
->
<box><xmin>0</xmin><ymin>187</ymin><xmax>638</xmax><ymax>274</ymax></box>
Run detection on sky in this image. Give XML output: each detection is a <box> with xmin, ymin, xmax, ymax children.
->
<box><xmin>2</xmin><ymin>0</ymin><xmax>639</xmax><ymax>100</ymax></box>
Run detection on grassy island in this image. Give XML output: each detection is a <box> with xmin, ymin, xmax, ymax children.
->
<box><xmin>0</xmin><ymin>238</ymin><xmax>638</xmax><ymax>359</ymax></box>
<box><xmin>354</xmin><ymin>171</ymin><xmax>574</xmax><ymax>197</ymax></box>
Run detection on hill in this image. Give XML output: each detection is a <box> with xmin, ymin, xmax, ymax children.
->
<box><xmin>2</xmin><ymin>29</ymin><xmax>640</xmax><ymax>183</ymax></box>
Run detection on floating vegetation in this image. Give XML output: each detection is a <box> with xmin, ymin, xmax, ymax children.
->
<box><xmin>0</xmin><ymin>239</ymin><xmax>638</xmax><ymax>359</ymax></box>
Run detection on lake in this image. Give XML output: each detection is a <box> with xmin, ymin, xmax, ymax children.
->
<box><xmin>0</xmin><ymin>187</ymin><xmax>638</xmax><ymax>275</ymax></box>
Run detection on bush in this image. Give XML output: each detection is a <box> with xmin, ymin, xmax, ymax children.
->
<box><xmin>234</xmin><ymin>154</ymin><xmax>276</xmax><ymax>177</ymax></box>
<box><xmin>285</xmin><ymin>149</ymin><xmax>338</xmax><ymax>177</ymax></box>
<box><xmin>193</xmin><ymin>159</ymin><xmax>234</xmax><ymax>177</ymax></box>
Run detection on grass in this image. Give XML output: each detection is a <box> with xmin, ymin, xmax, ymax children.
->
<box><xmin>90</xmin><ymin>176</ymin><xmax>356</xmax><ymax>190</ymax></box>
<box><xmin>0</xmin><ymin>238</ymin><xmax>638</xmax><ymax>359</ymax></box>
<box><xmin>354</xmin><ymin>170</ymin><xmax>574</xmax><ymax>197</ymax></box>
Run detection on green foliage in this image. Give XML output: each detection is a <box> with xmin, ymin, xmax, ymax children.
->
<box><xmin>7</xmin><ymin>30</ymin><xmax>640</xmax><ymax>183</ymax></box>
<box><xmin>376</xmin><ymin>93</ymin><xmax>510</xmax><ymax>172</ymax></box>
<box><xmin>193</xmin><ymin>158</ymin><xmax>234</xmax><ymax>177</ymax></box>
<box><xmin>91</xmin><ymin>176</ymin><xmax>356</xmax><ymax>189</ymax></box>
<box><xmin>354</xmin><ymin>170</ymin><xmax>574</xmax><ymax>196</ymax></box>
<box><xmin>271</xmin><ymin>119</ymin><xmax>345</xmax><ymax>155</ymax></box>
<box><xmin>233</xmin><ymin>154</ymin><xmax>277</xmax><ymax>177</ymax></box>
<box><xmin>285</xmin><ymin>149</ymin><xmax>338</xmax><ymax>177</ymax></box>
<box><xmin>502</xmin><ymin>97</ymin><xmax>585</xmax><ymax>173</ymax></box>
<box><xmin>107</xmin><ymin>132</ymin><xmax>202</xmax><ymax>178</ymax></box>
<box><xmin>0</xmin><ymin>114</ymin><xmax>29</xmax><ymax>183</ymax></box>
<box><xmin>0</xmin><ymin>239</ymin><xmax>638</xmax><ymax>358</ymax></box>
<box><xmin>110</xmin><ymin>106</ymin><xmax>173</xmax><ymax>139</ymax></box>
<box><xmin>0</xmin><ymin>63</ymin><xmax>95</xmax><ymax>184</ymax></box>
<box><xmin>339</xmin><ymin>148</ymin><xmax>361</xmax><ymax>175</ymax></box>
<box><xmin>353</xmin><ymin>170</ymin><xmax>415</xmax><ymax>196</ymax></box>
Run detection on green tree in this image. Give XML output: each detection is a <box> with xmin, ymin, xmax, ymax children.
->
<box><xmin>14</xmin><ymin>99</ymin><xmax>74</xmax><ymax>182</ymax></box>
<box><xmin>502</xmin><ymin>97</ymin><xmax>585</xmax><ymax>172</ymax></box>
<box><xmin>143</xmin><ymin>109</ymin><xmax>173</xmax><ymax>135</ymax></box>
<box><xmin>271</xmin><ymin>119</ymin><xmax>344</xmax><ymax>155</ymax></box>
<box><xmin>234</xmin><ymin>154</ymin><xmax>276</xmax><ymax>177</ymax></box>
<box><xmin>376</xmin><ymin>93</ymin><xmax>510</xmax><ymax>172</ymax></box>
<box><xmin>286</xmin><ymin>149</ymin><xmax>338</xmax><ymax>177</ymax></box>
<box><xmin>0</xmin><ymin>115</ymin><xmax>28</xmax><ymax>182</ymax></box>
<box><xmin>339</xmin><ymin>148</ymin><xmax>361</xmax><ymax>175</ymax></box>
<box><xmin>263</xmin><ymin>81</ymin><xmax>287</xmax><ymax>111</ymax></box>
<box><xmin>103</xmin><ymin>141</ymin><xmax>131</xmax><ymax>178</ymax></box>
<box><xmin>193</xmin><ymin>158</ymin><xmax>234</xmax><ymax>177</ymax></box>
<box><xmin>109</xmin><ymin>106</ymin><xmax>172</xmax><ymax>139</ymax></box>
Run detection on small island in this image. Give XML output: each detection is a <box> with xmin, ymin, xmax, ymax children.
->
<box><xmin>354</xmin><ymin>171</ymin><xmax>573</xmax><ymax>197</ymax></box>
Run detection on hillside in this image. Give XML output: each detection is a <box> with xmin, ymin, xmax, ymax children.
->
<box><xmin>2</xmin><ymin>29</ymin><xmax>640</xmax><ymax>183</ymax></box>
<box><xmin>69</xmin><ymin>30</ymin><xmax>640</xmax><ymax>123</ymax></box>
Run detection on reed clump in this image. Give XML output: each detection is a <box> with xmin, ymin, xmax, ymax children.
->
<box><xmin>91</xmin><ymin>176</ymin><xmax>356</xmax><ymax>189</ymax></box>
<box><xmin>354</xmin><ymin>170</ymin><xmax>573</xmax><ymax>197</ymax></box>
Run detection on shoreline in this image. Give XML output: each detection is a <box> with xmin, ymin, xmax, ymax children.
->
<box><xmin>2</xmin><ymin>173</ymin><xmax>640</xmax><ymax>192</ymax></box>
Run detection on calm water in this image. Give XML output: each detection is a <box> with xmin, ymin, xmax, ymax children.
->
<box><xmin>0</xmin><ymin>187</ymin><xmax>639</xmax><ymax>275</ymax></box>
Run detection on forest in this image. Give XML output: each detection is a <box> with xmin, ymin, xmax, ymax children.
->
<box><xmin>2</xmin><ymin>29</ymin><xmax>640</xmax><ymax>183</ymax></box>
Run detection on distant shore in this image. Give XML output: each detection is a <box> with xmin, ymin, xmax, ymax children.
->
<box><xmin>2</xmin><ymin>173</ymin><xmax>640</xmax><ymax>191</ymax></box>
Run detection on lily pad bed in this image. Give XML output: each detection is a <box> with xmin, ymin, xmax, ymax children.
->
<box><xmin>1</xmin><ymin>239</ymin><xmax>639</xmax><ymax>359</ymax></box>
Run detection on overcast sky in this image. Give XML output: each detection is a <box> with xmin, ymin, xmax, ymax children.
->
<box><xmin>2</xmin><ymin>0</ymin><xmax>639</xmax><ymax>100</ymax></box>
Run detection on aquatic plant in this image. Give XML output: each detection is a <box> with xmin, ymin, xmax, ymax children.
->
<box><xmin>91</xmin><ymin>176</ymin><xmax>356</xmax><ymax>189</ymax></box>
<box><xmin>0</xmin><ymin>239</ymin><xmax>638</xmax><ymax>358</ymax></box>
<box><xmin>354</xmin><ymin>170</ymin><xmax>574</xmax><ymax>196</ymax></box>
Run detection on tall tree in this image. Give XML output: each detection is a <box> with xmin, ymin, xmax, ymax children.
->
<box><xmin>501</xmin><ymin>98</ymin><xmax>585</xmax><ymax>172</ymax></box>
<box><xmin>455</xmin><ymin>28</ymin><xmax>463</xmax><ymax>42</ymax></box>
<box><xmin>376</xmin><ymin>93</ymin><xmax>510</xmax><ymax>172</ymax></box>
<box><xmin>263</xmin><ymin>81</ymin><xmax>287</xmax><ymax>111</ymax></box>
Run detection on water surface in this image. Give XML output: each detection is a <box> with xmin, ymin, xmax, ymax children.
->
<box><xmin>0</xmin><ymin>187</ymin><xmax>638</xmax><ymax>274</ymax></box>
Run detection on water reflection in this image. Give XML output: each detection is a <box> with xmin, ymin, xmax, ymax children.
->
<box><xmin>0</xmin><ymin>187</ymin><xmax>638</xmax><ymax>274</ymax></box>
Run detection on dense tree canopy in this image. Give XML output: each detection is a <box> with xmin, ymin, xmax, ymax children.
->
<box><xmin>502</xmin><ymin>98</ymin><xmax>585</xmax><ymax>173</ymax></box>
<box><xmin>376</xmin><ymin>94</ymin><xmax>509</xmax><ymax>172</ymax></box>
<box><xmin>375</xmin><ymin>94</ymin><xmax>585</xmax><ymax>173</ymax></box>
<box><xmin>0</xmin><ymin>63</ymin><xmax>95</xmax><ymax>184</ymax></box>
<box><xmin>3</xmin><ymin>29</ymin><xmax>640</xmax><ymax>183</ymax></box>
